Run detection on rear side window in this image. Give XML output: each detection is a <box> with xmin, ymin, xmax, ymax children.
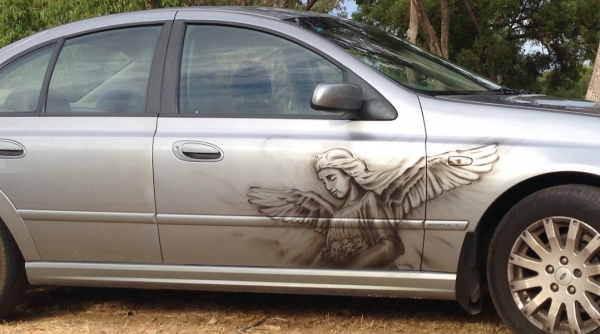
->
<box><xmin>179</xmin><ymin>25</ymin><xmax>343</xmax><ymax>116</ymax></box>
<box><xmin>0</xmin><ymin>45</ymin><xmax>54</xmax><ymax>113</ymax></box>
<box><xmin>47</xmin><ymin>26</ymin><xmax>162</xmax><ymax>114</ymax></box>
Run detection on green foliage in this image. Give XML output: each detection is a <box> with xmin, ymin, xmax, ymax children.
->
<box><xmin>353</xmin><ymin>0</ymin><xmax>600</xmax><ymax>96</ymax></box>
<box><xmin>0</xmin><ymin>0</ymin><xmax>150</xmax><ymax>47</ymax></box>
<box><xmin>533</xmin><ymin>66</ymin><xmax>593</xmax><ymax>99</ymax></box>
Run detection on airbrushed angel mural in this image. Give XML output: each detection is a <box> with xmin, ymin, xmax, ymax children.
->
<box><xmin>248</xmin><ymin>145</ymin><xmax>498</xmax><ymax>269</ymax></box>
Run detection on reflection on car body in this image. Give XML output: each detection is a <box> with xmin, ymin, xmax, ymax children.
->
<box><xmin>0</xmin><ymin>7</ymin><xmax>599</xmax><ymax>334</ymax></box>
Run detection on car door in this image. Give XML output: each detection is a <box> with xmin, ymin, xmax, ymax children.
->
<box><xmin>0</xmin><ymin>22</ymin><xmax>172</xmax><ymax>263</ymax></box>
<box><xmin>153</xmin><ymin>12</ymin><xmax>426</xmax><ymax>270</ymax></box>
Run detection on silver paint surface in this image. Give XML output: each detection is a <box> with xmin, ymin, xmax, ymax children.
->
<box><xmin>154</xmin><ymin>117</ymin><xmax>426</xmax><ymax>269</ymax></box>
<box><xmin>26</xmin><ymin>262</ymin><xmax>456</xmax><ymax>300</ymax></box>
<box><xmin>0</xmin><ymin>117</ymin><xmax>161</xmax><ymax>263</ymax></box>
<box><xmin>421</xmin><ymin>94</ymin><xmax>600</xmax><ymax>272</ymax></box>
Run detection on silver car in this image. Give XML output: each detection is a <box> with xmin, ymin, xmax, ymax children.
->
<box><xmin>0</xmin><ymin>7</ymin><xmax>598</xmax><ymax>334</ymax></box>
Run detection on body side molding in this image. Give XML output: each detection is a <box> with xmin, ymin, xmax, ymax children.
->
<box><xmin>26</xmin><ymin>262</ymin><xmax>456</xmax><ymax>300</ymax></box>
<box><xmin>19</xmin><ymin>210</ymin><xmax>156</xmax><ymax>224</ymax></box>
<box><xmin>157</xmin><ymin>214</ymin><xmax>425</xmax><ymax>230</ymax></box>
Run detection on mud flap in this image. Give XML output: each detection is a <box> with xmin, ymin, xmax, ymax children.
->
<box><xmin>455</xmin><ymin>231</ymin><xmax>483</xmax><ymax>314</ymax></box>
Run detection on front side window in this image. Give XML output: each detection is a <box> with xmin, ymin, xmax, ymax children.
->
<box><xmin>48</xmin><ymin>26</ymin><xmax>162</xmax><ymax>113</ymax></box>
<box><xmin>179</xmin><ymin>25</ymin><xmax>343</xmax><ymax>116</ymax></box>
<box><xmin>0</xmin><ymin>45</ymin><xmax>54</xmax><ymax>113</ymax></box>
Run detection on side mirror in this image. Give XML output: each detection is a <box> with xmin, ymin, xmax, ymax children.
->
<box><xmin>311</xmin><ymin>83</ymin><xmax>363</xmax><ymax>112</ymax></box>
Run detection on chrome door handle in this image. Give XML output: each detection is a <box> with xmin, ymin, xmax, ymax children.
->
<box><xmin>0</xmin><ymin>139</ymin><xmax>25</xmax><ymax>158</ymax></box>
<box><xmin>172</xmin><ymin>141</ymin><xmax>223</xmax><ymax>162</ymax></box>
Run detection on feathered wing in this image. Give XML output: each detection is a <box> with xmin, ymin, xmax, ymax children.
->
<box><xmin>381</xmin><ymin>144</ymin><xmax>498</xmax><ymax>218</ymax></box>
<box><xmin>247</xmin><ymin>187</ymin><xmax>337</xmax><ymax>234</ymax></box>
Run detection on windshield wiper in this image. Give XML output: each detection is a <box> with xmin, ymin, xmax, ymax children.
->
<box><xmin>490</xmin><ymin>88</ymin><xmax>530</xmax><ymax>95</ymax></box>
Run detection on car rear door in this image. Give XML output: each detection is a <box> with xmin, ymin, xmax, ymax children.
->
<box><xmin>153</xmin><ymin>12</ymin><xmax>426</xmax><ymax>270</ymax></box>
<box><xmin>0</xmin><ymin>19</ymin><xmax>173</xmax><ymax>263</ymax></box>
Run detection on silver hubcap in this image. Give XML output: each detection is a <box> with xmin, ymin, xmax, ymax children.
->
<box><xmin>508</xmin><ymin>217</ymin><xmax>600</xmax><ymax>334</ymax></box>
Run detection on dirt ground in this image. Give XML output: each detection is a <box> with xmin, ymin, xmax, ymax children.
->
<box><xmin>0</xmin><ymin>286</ymin><xmax>510</xmax><ymax>334</ymax></box>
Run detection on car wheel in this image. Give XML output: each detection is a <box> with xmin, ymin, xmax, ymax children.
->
<box><xmin>0</xmin><ymin>220</ymin><xmax>26</xmax><ymax>319</ymax></box>
<box><xmin>488</xmin><ymin>185</ymin><xmax>600</xmax><ymax>334</ymax></box>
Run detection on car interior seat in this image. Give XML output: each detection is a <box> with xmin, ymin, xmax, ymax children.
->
<box><xmin>3</xmin><ymin>87</ymin><xmax>71</xmax><ymax>113</ymax></box>
<box><xmin>95</xmin><ymin>89</ymin><xmax>145</xmax><ymax>113</ymax></box>
<box><xmin>230</xmin><ymin>60</ymin><xmax>279</xmax><ymax>115</ymax></box>
<box><xmin>182</xmin><ymin>54</ymin><xmax>231</xmax><ymax>115</ymax></box>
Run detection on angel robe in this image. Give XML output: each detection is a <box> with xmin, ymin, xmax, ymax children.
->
<box><xmin>323</xmin><ymin>191</ymin><xmax>401</xmax><ymax>268</ymax></box>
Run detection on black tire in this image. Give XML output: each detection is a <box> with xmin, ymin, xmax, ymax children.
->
<box><xmin>488</xmin><ymin>185</ymin><xmax>600</xmax><ymax>334</ymax></box>
<box><xmin>0</xmin><ymin>219</ymin><xmax>26</xmax><ymax>320</ymax></box>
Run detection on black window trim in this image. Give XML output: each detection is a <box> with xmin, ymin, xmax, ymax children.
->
<box><xmin>39</xmin><ymin>39</ymin><xmax>65</xmax><ymax>113</ymax></box>
<box><xmin>162</xmin><ymin>19</ymin><xmax>389</xmax><ymax>120</ymax></box>
<box><xmin>38</xmin><ymin>21</ymin><xmax>173</xmax><ymax>117</ymax></box>
<box><xmin>0</xmin><ymin>20</ymin><xmax>175</xmax><ymax>118</ymax></box>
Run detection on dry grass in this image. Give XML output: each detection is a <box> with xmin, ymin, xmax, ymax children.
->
<box><xmin>0</xmin><ymin>287</ymin><xmax>510</xmax><ymax>333</ymax></box>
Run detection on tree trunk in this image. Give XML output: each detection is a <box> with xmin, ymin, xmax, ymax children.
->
<box><xmin>463</xmin><ymin>0</ymin><xmax>481</xmax><ymax>37</ymax></box>
<box><xmin>440</xmin><ymin>0</ymin><xmax>450</xmax><ymax>59</ymax></box>
<box><xmin>405</xmin><ymin>0</ymin><xmax>419</xmax><ymax>84</ymax></box>
<box><xmin>304</xmin><ymin>0</ymin><xmax>318</xmax><ymax>10</ymax></box>
<box><xmin>411</xmin><ymin>0</ymin><xmax>443</xmax><ymax>57</ymax></box>
<box><xmin>587</xmin><ymin>43</ymin><xmax>600</xmax><ymax>103</ymax></box>
<box><xmin>407</xmin><ymin>0</ymin><xmax>419</xmax><ymax>44</ymax></box>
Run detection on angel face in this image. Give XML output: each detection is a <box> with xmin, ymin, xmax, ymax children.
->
<box><xmin>317</xmin><ymin>168</ymin><xmax>352</xmax><ymax>199</ymax></box>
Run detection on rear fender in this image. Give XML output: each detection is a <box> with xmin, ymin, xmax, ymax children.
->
<box><xmin>0</xmin><ymin>188</ymin><xmax>40</xmax><ymax>261</ymax></box>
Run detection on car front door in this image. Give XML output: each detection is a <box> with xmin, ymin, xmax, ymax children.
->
<box><xmin>153</xmin><ymin>13</ymin><xmax>426</xmax><ymax>271</ymax></box>
<box><xmin>0</xmin><ymin>22</ymin><xmax>172</xmax><ymax>263</ymax></box>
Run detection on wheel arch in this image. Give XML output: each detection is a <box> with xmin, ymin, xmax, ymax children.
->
<box><xmin>455</xmin><ymin>171</ymin><xmax>600</xmax><ymax>314</ymax></box>
<box><xmin>0</xmin><ymin>187</ymin><xmax>40</xmax><ymax>261</ymax></box>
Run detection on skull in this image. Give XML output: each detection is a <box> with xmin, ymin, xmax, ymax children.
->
<box><xmin>329</xmin><ymin>240</ymin><xmax>342</xmax><ymax>260</ymax></box>
<box><xmin>353</xmin><ymin>237</ymin><xmax>368</xmax><ymax>252</ymax></box>
<box><xmin>341</xmin><ymin>238</ymin><xmax>356</xmax><ymax>257</ymax></box>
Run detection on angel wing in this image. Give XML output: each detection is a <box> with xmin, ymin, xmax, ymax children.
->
<box><xmin>247</xmin><ymin>187</ymin><xmax>337</xmax><ymax>234</ymax></box>
<box><xmin>381</xmin><ymin>144</ymin><xmax>498</xmax><ymax>218</ymax></box>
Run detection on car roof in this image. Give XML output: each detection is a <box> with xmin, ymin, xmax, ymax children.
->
<box><xmin>175</xmin><ymin>6</ymin><xmax>329</xmax><ymax>19</ymax></box>
<box><xmin>0</xmin><ymin>7</ymin><xmax>328</xmax><ymax>62</ymax></box>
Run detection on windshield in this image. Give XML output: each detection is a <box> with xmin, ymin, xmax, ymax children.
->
<box><xmin>290</xmin><ymin>17</ymin><xmax>502</xmax><ymax>94</ymax></box>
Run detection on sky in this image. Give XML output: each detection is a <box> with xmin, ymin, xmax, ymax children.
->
<box><xmin>340</xmin><ymin>1</ymin><xmax>545</xmax><ymax>56</ymax></box>
<box><xmin>345</xmin><ymin>0</ymin><xmax>357</xmax><ymax>17</ymax></box>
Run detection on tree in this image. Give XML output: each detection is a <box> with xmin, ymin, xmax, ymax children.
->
<box><xmin>439</xmin><ymin>0</ymin><xmax>449</xmax><ymax>59</ymax></box>
<box><xmin>587</xmin><ymin>44</ymin><xmax>600</xmax><ymax>103</ymax></box>
<box><xmin>353</xmin><ymin>0</ymin><xmax>600</xmax><ymax>93</ymax></box>
<box><xmin>411</xmin><ymin>0</ymin><xmax>441</xmax><ymax>57</ymax></box>
<box><xmin>405</xmin><ymin>0</ymin><xmax>449</xmax><ymax>59</ymax></box>
<box><xmin>406</xmin><ymin>0</ymin><xmax>418</xmax><ymax>43</ymax></box>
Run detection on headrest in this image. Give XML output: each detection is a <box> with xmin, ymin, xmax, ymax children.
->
<box><xmin>3</xmin><ymin>87</ymin><xmax>71</xmax><ymax>113</ymax></box>
<box><xmin>96</xmin><ymin>89</ymin><xmax>145</xmax><ymax>113</ymax></box>
<box><xmin>230</xmin><ymin>61</ymin><xmax>272</xmax><ymax>101</ymax></box>
<box><xmin>3</xmin><ymin>87</ymin><xmax>40</xmax><ymax>112</ymax></box>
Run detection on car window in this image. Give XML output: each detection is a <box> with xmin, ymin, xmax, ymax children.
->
<box><xmin>0</xmin><ymin>45</ymin><xmax>54</xmax><ymax>113</ymax></box>
<box><xmin>179</xmin><ymin>25</ymin><xmax>343</xmax><ymax>116</ymax></box>
<box><xmin>47</xmin><ymin>26</ymin><xmax>162</xmax><ymax>114</ymax></box>
<box><xmin>293</xmin><ymin>17</ymin><xmax>501</xmax><ymax>94</ymax></box>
